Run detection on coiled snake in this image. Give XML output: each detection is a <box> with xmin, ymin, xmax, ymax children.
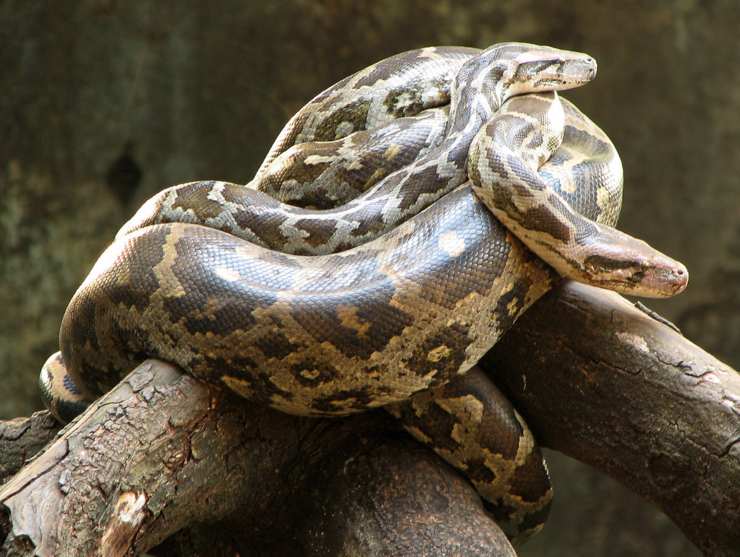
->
<box><xmin>39</xmin><ymin>43</ymin><xmax>688</xmax><ymax>541</ymax></box>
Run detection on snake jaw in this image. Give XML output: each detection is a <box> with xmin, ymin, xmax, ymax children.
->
<box><xmin>625</xmin><ymin>255</ymin><xmax>689</xmax><ymax>298</ymax></box>
<box><xmin>508</xmin><ymin>48</ymin><xmax>597</xmax><ymax>93</ymax></box>
<box><xmin>641</xmin><ymin>261</ymin><xmax>689</xmax><ymax>298</ymax></box>
<box><xmin>581</xmin><ymin>241</ymin><xmax>689</xmax><ymax>299</ymax></box>
<box><xmin>468</xmin><ymin>44</ymin><xmax>597</xmax><ymax>112</ymax></box>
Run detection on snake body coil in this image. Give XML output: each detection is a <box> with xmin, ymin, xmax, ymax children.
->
<box><xmin>40</xmin><ymin>43</ymin><xmax>688</xmax><ymax>541</ymax></box>
<box><xmin>118</xmin><ymin>43</ymin><xmax>597</xmax><ymax>255</ymax></box>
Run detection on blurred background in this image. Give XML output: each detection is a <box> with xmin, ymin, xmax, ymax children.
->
<box><xmin>1</xmin><ymin>2</ymin><xmax>737</xmax><ymax>555</ymax></box>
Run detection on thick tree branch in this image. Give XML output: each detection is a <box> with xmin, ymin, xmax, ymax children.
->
<box><xmin>0</xmin><ymin>361</ymin><xmax>513</xmax><ymax>557</ymax></box>
<box><xmin>1</xmin><ymin>282</ymin><xmax>737</xmax><ymax>556</ymax></box>
<box><xmin>0</xmin><ymin>412</ymin><xmax>59</xmax><ymax>484</ymax></box>
<box><xmin>485</xmin><ymin>281</ymin><xmax>740</xmax><ymax>557</ymax></box>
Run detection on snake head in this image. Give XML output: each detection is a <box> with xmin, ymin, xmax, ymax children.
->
<box><xmin>514</xmin><ymin>45</ymin><xmax>596</xmax><ymax>92</ymax></box>
<box><xmin>482</xmin><ymin>43</ymin><xmax>597</xmax><ymax>99</ymax></box>
<box><xmin>581</xmin><ymin>233</ymin><xmax>689</xmax><ymax>298</ymax></box>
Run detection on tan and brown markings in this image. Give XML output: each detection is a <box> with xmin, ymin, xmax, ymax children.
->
<box><xmin>254</xmin><ymin>46</ymin><xmax>478</xmax><ymax>176</ymax></box>
<box><xmin>38</xmin><ymin>352</ymin><xmax>88</xmax><ymax>424</ymax></box>
<box><xmin>387</xmin><ymin>366</ymin><xmax>552</xmax><ymax>542</ymax></box>
<box><xmin>468</xmin><ymin>92</ymin><xmax>687</xmax><ymax>297</ymax></box>
<box><xmin>39</xmin><ymin>43</ymin><xmax>688</xmax><ymax>543</ymax></box>
<box><xmin>118</xmin><ymin>43</ymin><xmax>599</xmax><ymax>256</ymax></box>
<box><xmin>58</xmin><ymin>185</ymin><xmax>555</xmax><ymax>416</ymax></box>
<box><xmin>118</xmin><ymin>107</ymin><xmax>450</xmax><ymax>245</ymax></box>
<box><xmin>258</xmin><ymin>107</ymin><xmax>449</xmax><ymax>209</ymax></box>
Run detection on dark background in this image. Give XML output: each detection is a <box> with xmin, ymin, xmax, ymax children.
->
<box><xmin>1</xmin><ymin>2</ymin><xmax>738</xmax><ymax>555</ymax></box>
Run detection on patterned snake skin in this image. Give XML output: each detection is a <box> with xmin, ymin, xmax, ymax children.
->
<box><xmin>39</xmin><ymin>43</ymin><xmax>688</xmax><ymax>541</ymax></box>
<box><xmin>117</xmin><ymin>43</ymin><xmax>597</xmax><ymax>255</ymax></box>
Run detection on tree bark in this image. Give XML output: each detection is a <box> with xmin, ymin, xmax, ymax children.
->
<box><xmin>1</xmin><ymin>282</ymin><xmax>738</xmax><ymax>556</ymax></box>
<box><xmin>0</xmin><ymin>412</ymin><xmax>59</xmax><ymax>484</ymax></box>
<box><xmin>485</xmin><ymin>281</ymin><xmax>740</xmax><ymax>557</ymax></box>
<box><xmin>0</xmin><ymin>361</ymin><xmax>513</xmax><ymax>557</ymax></box>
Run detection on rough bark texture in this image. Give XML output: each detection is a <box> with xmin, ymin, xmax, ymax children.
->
<box><xmin>485</xmin><ymin>282</ymin><xmax>740</xmax><ymax>557</ymax></box>
<box><xmin>0</xmin><ymin>412</ymin><xmax>59</xmax><ymax>484</ymax></box>
<box><xmin>1</xmin><ymin>283</ymin><xmax>738</xmax><ymax>556</ymax></box>
<box><xmin>0</xmin><ymin>361</ymin><xmax>514</xmax><ymax>557</ymax></box>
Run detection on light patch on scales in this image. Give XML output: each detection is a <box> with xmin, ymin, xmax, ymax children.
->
<box><xmin>336</xmin><ymin>304</ymin><xmax>371</xmax><ymax>338</ymax></box>
<box><xmin>417</xmin><ymin>46</ymin><xmax>441</xmax><ymax>60</ymax></box>
<box><xmin>427</xmin><ymin>344</ymin><xmax>452</xmax><ymax>363</ymax></box>
<box><xmin>596</xmin><ymin>186</ymin><xmax>611</xmax><ymax>214</ymax></box>
<box><xmin>150</xmin><ymin>225</ymin><xmax>188</xmax><ymax>298</ymax></box>
<box><xmin>512</xmin><ymin>410</ymin><xmax>536</xmax><ymax>465</ymax></box>
<box><xmin>436</xmin><ymin>395</ymin><xmax>485</xmax><ymax>426</ymax></box>
<box><xmin>438</xmin><ymin>231</ymin><xmax>466</xmax><ymax>257</ymax></box>
<box><xmin>421</xmin><ymin>84</ymin><xmax>445</xmax><ymax>105</ymax></box>
<box><xmin>222</xmin><ymin>375</ymin><xmax>255</xmax><ymax>398</ymax></box>
<box><xmin>214</xmin><ymin>266</ymin><xmax>240</xmax><ymax>283</ymax></box>
<box><xmin>384</xmin><ymin>143</ymin><xmax>403</xmax><ymax>160</ymax></box>
<box><xmin>335</xmin><ymin>121</ymin><xmax>354</xmax><ymax>138</ymax></box>
<box><xmin>304</xmin><ymin>154</ymin><xmax>338</xmax><ymax>166</ymax></box>
<box><xmin>391</xmin><ymin>90</ymin><xmax>418</xmax><ymax>113</ymax></box>
<box><xmin>345</xmin><ymin>155</ymin><xmax>365</xmax><ymax>171</ymax></box>
<box><xmin>404</xmin><ymin>425</ymin><xmax>433</xmax><ymax>445</ymax></box>
<box><xmin>299</xmin><ymin>368</ymin><xmax>321</xmax><ymax>381</ymax></box>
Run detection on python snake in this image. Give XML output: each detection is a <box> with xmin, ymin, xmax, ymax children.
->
<box><xmin>39</xmin><ymin>43</ymin><xmax>688</xmax><ymax>541</ymax></box>
<box><xmin>117</xmin><ymin>43</ymin><xmax>597</xmax><ymax>255</ymax></box>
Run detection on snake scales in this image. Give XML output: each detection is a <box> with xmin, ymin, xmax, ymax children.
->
<box><xmin>39</xmin><ymin>43</ymin><xmax>688</xmax><ymax>541</ymax></box>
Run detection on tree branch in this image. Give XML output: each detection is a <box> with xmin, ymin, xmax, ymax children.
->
<box><xmin>0</xmin><ymin>412</ymin><xmax>59</xmax><ymax>484</ymax></box>
<box><xmin>0</xmin><ymin>361</ymin><xmax>513</xmax><ymax>557</ymax></box>
<box><xmin>484</xmin><ymin>281</ymin><xmax>740</xmax><ymax>557</ymax></box>
<box><xmin>1</xmin><ymin>282</ymin><xmax>737</xmax><ymax>556</ymax></box>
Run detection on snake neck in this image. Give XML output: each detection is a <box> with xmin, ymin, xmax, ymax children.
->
<box><xmin>446</xmin><ymin>57</ymin><xmax>505</xmax><ymax>138</ymax></box>
<box><xmin>487</xmin><ymin>92</ymin><xmax>566</xmax><ymax>172</ymax></box>
<box><xmin>448</xmin><ymin>42</ymin><xmax>597</xmax><ymax>138</ymax></box>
